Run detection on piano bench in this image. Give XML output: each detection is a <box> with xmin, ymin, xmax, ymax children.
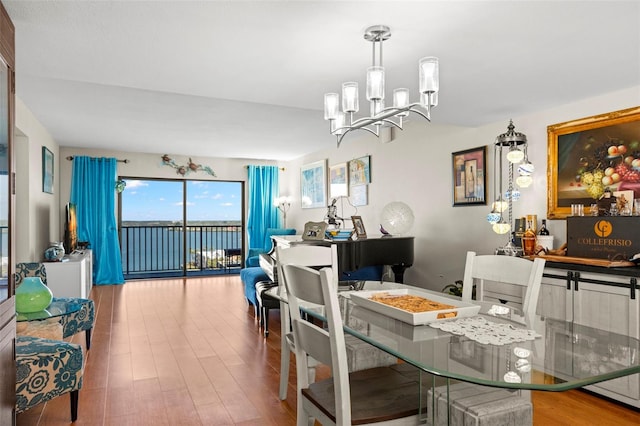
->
<box><xmin>255</xmin><ymin>280</ymin><xmax>279</xmax><ymax>337</ymax></box>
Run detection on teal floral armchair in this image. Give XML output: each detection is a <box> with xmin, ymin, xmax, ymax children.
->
<box><xmin>16</xmin><ymin>335</ymin><xmax>84</xmax><ymax>421</ymax></box>
<box><xmin>15</xmin><ymin>262</ymin><xmax>95</xmax><ymax>349</ymax></box>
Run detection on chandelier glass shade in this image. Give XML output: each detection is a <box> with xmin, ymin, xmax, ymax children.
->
<box><xmin>488</xmin><ymin>121</ymin><xmax>533</xmax><ymax>236</ymax></box>
<box><xmin>324</xmin><ymin>25</ymin><xmax>439</xmax><ymax>147</ymax></box>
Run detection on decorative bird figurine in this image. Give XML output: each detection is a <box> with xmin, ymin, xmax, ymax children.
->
<box><xmin>380</xmin><ymin>224</ymin><xmax>390</xmax><ymax>235</ymax></box>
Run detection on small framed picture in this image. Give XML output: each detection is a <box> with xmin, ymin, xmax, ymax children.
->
<box><xmin>350</xmin><ymin>184</ymin><xmax>368</xmax><ymax>206</ymax></box>
<box><xmin>452</xmin><ymin>146</ymin><xmax>486</xmax><ymax>206</ymax></box>
<box><xmin>329</xmin><ymin>162</ymin><xmax>349</xmax><ymax>198</ymax></box>
<box><xmin>351</xmin><ymin>215</ymin><xmax>367</xmax><ymax>239</ymax></box>
<box><xmin>302</xmin><ymin>221</ymin><xmax>327</xmax><ymax>241</ymax></box>
<box><xmin>349</xmin><ymin>155</ymin><xmax>371</xmax><ymax>185</ymax></box>
<box><xmin>42</xmin><ymin>146</ymin><xmax>54</xmax><ymax>194</ymax></box>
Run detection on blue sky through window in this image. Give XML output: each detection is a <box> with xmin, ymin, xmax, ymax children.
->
<box><xmin>121</xmin><ymin>179</ymin><xmax>241</xmax><ymax>222</ymax></box>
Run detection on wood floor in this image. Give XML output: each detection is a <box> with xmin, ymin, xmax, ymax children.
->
<box><xmin>15</xmin><ymin>276</ymin><xmax>640</xmax><ymax>425</ymax></box>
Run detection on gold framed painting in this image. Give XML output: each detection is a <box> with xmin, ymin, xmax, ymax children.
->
<box><xmin>547</xmin><ymin>106</ymin><xmax>640</xmax><ymax>219</ymax></box>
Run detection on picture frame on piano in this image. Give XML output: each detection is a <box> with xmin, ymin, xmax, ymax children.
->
<box><xmin>302</xmin><ymin>221</ymin><xmax>328</xmax><ymax>241</ymax></box>
<box><xmin>351</xmin><ymin>215</ymin><xmax>367</xmax><ymax>239</ymax></box>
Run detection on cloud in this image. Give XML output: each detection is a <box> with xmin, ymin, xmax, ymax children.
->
<box><xmin>125</xmin><ymin>180</ymin><xmax>148</xmax><ymax>189</ymax></box>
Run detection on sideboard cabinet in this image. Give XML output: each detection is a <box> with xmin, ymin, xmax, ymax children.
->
<box><xmin>43</xmin><ymin>250</ymin><xmax>93</xmax><ymax>299</ymax></box>
<box><xmin>537</xmin><ymin>263</ymin><xmax>640</xmax><ymax>408</ymax></box>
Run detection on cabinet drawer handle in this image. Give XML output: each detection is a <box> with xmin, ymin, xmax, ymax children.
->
<box><xmin>573</xmin><ymin>271</ymin><xmax>580</xmax><ymax>291</ymax></box>
<box><xmin>631</xmin><ymin>278</ymin><xmax>637</xmax><ymax>300</ymax></box>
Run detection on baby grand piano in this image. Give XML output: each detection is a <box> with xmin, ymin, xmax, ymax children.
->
<box><xmin>260</xmin><ymin>234</ymin><xmax>414</xmax><ymax>283</ymax></box>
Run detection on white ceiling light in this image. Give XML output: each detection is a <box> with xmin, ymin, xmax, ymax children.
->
<box><xmin>324</xmin><ymin>25</ymin><xmax>439</xmax><ymax>147</ymax></box>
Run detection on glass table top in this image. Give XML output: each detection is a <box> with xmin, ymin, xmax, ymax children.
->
<box><xmin>16</xmin><ymin>298</ymin><xmax>82</xmax><ymax>322</ymax></box>
<box><xmin>267</xmin><ymin>281</ymin><xmax>640</xmax><ymax>391</ymax></box>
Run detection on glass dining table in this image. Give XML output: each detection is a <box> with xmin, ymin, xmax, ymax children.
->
<box><xmin>266</xmin><ymin>280</ymin><xmax>640</xmax><ymax>423</ymax></box>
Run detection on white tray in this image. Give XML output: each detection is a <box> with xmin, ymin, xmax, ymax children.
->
<box><xmin>349</xmin><ymin>289</ymin><xmax>480</xmax><ymax>325</ymax></box>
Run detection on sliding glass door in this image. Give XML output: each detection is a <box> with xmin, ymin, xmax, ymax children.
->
<box><xmin>119</xmin><ymin>178</ymin><xmax>243</xmax><ymax>279</ymax></box>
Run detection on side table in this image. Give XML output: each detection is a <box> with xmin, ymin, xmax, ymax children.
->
<box><xmin>16</xmin><ymin>299</ymin><xmax>82</xmax><ymax>340</ymax></box>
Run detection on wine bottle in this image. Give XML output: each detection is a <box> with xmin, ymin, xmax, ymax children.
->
<box><xmin>522</xmin><ymin>219</ymin><xmax>537</xmax><ymax>256</ymax></box>
<box><xmin>538</xmin><ymin>219</ymin><xmax>550</xmax><ymax>236</ymax></box>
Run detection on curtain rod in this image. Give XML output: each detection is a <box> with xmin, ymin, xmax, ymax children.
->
<box><xmin>245</xmin><ymin>165</ymin><xmax>285</xmax><ymax>171</ymax></box>
<box><xmin>66</xmin><ymin>156</ymin><xmax>130</xmax><ymax>163</ymax></box>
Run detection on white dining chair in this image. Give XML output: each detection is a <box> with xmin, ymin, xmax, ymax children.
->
<box><xmin>282</xmin><ymin>263</ymin><xmax>424</xmax><ymax>426</ymax></box>
<box><xmin>462</xmin><ymin>251</ymin><xmax>546</xmax><ymax>319</ymax></box>
<box><xmin>432</xmin><ymin>250</ymin><xmax>545</xmax><ymax>425</ymax></box>
<box><xmin>276</xmin><ymin>244</ymin><xmax>339</xmax><ymax>401</ymax></box>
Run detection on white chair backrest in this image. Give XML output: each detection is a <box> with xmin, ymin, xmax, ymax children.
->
<box><xmin>282</xmin><ymin>264</ymin><xmax>352</xmax><ymax>424</ymax></box>
<box><xmin>462</xmin><ymin>251</ymin><xmax>545</xmax><ymax>317</ymax></box>
<box><xmin>275</xmin><ymin>244</ymin><xmax>338</xmax><ymax>296</ymax></box>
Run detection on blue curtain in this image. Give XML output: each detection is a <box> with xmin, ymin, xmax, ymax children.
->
<box><xmin>247</xmin><ymin>165</ymin><xmax>280</xmax><ymax>251</ymax></box>
<box><xmin>70</xmin><ymin>156</ymin><xmax>125</xmax><ymax>285</ymax></box>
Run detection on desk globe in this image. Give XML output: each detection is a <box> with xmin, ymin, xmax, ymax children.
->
<box><xmin>380</xmin><ymin>202</ymin><xmax>415</xmax><ymax>235</ymax></box>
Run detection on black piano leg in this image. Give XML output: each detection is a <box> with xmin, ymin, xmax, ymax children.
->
<box><xmin>391</xmin><ymin>265</ymin><xmax>409</xmax><ymax>284</ymax></box>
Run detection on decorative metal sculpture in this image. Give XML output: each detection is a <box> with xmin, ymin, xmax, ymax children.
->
<box><xmin>161</xmin><ymin>155</ymin><xmax>216</xmax><ymax>177</ymax></box>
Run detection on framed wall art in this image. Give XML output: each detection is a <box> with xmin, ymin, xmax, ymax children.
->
<box><xmin>329</xmin><ymin>162</ymin><xmax>348</xmax><ymax>198</ymax></box>
<box><xmin>42</xmin><ymin>146</ymin><xmax>54</xmax><ymax>194</ymax></box>
<box><xmin>350</xmin><ymin>184</ymin><xmax>368</xmax><ymax>206</ymax></box>
<box><xmin>300</xmin><ymin>159</ymin><xmax>327</xmax><ymax>209</ymax></box>
<box><xmin>349</xmin><ymin>155</ymin><xmax>371</xmax><ymax>185</ymax></box>
<box><xmin>452</xmin><ymin>146</ymin><xmax>486</xmax><ymax>206</ymax></box>
<box><xmin>547</xmin><ymin>106</ymin><xmax>640</xmax><ymax>219</ymax></box>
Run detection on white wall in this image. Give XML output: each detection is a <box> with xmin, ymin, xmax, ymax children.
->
<box><xmin>282</xmin><ymin>86</ymin><xmax>640</xmax><ymax>292</ymax></box>
<box><xmin>14</xmin><ymin>98</ymin><xmax>59</xmax><ymax>262</ymax></box>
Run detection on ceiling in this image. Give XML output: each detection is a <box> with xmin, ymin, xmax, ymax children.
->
<box><xmin>4</xmin><ymin>1</ymin><xmax>640</xmax><ymax>161</ymax></box>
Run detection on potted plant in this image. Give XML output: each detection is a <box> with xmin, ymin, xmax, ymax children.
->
<box><xmin>442</xmin><ymin>280</ymin><xmax>476</xmax><ymax>300</ymax></box>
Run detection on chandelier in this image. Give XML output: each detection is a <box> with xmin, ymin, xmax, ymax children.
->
<box><xmin>323</xmin><ymin>25</ymin><xmax>439</xmax><ymax>147</ymax></box>
<box><xmin>487</xmin><ymin>121</ymin><xmax>534</xmax><ymax>236</ymax></box>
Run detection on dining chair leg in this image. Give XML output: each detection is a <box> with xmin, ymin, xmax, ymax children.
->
<box><xmin>262</xmin><ymin>305</ymin><xmax>270</xmax><ymax>337</ymax></box>
<box><xmin>279</xmin><ymin>301</ymin><xmax>290</xmax><ymax>400</ymax></box>
<box><xmin>85</xmin><ymin>328</ymin><xmax>92</xmax><ymax>350</ymax></box>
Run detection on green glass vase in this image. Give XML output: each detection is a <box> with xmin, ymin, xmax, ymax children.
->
<box><xmin>15</xmin><ymin>277</ymin><xmax>53</xmax><ymax>313</ymax></box>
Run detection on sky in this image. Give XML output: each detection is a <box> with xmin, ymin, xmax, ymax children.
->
<box><xmin>121</xmin><ymin>179</ymin><xmax>242</xmax><ymax>222</ymax></box>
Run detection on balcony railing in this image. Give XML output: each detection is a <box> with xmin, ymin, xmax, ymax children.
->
<box><xmin>120</xmin><ymin>224</ymin><xmax>243</xmax><ymax>279</ymax></box>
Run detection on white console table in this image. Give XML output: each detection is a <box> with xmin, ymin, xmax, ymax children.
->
<box><xmin>43</xmin><ymin>250</ymin><xmax>93</xmax><ymax>299</ymax></box>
